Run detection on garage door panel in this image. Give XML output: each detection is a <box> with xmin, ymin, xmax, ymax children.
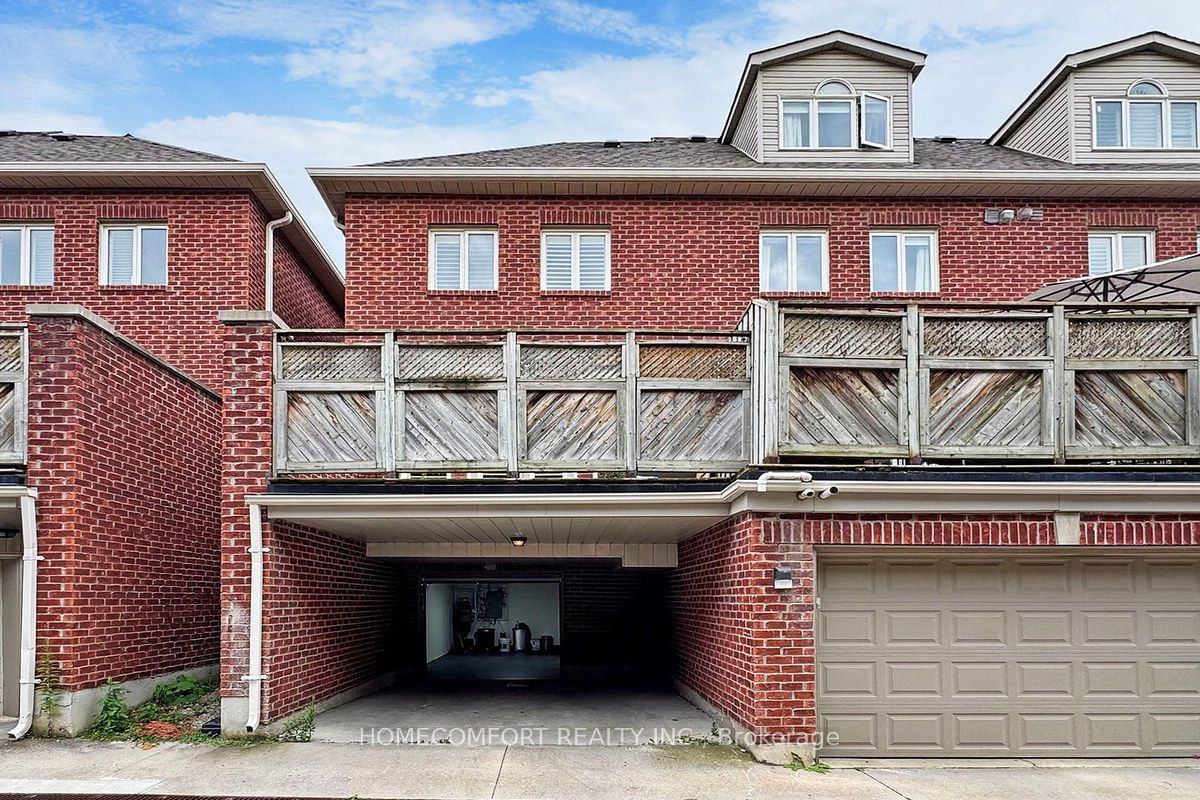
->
<box><xmin>950</xmin><ymin>662</ymin><xmax>1007</xmax><ymax>698</ymax></box>
<box><xmin>1146</xmin><ymin>610</ymin><xmax>1200</xmax><ymax>644</ymax></box>
<box><xmin>1147</xmin><ymin>662</ymin><xmax>1200</xmax><ymax>696</ymax></box>
<box><xmin>818</xmin><ymin>553</ymin><xmax>1200</xmax><ymax>757</ymax></box>
<box><xmin>887</xmin><ymin>714</ymin><xmax>943</xmax><ymax>749</ymax></box>
<box><xmin>885</xmin><ymin>611</ymin><xmax>941</xmax><ymax>645</ymax></box>
<box><xmin>819</xmin><ymin>610</ymin><xmax>876</xmax><ymax>645</ymax></box>
<box><xmin>1015</xmin><ymin>610</ymin><xmax>1071</xmax><ymax>645</ymax></box>
<box><xmin>1146</xmin><ymin>561</ymin><xmax>1200</xmax><ymax>593</ymax></box>
<box><xmin>952</xmin><ymin>610</ymin><xmax>1006</xmax><ymax>645</ymax></box>
<box><xmin>1081</xmin><ymin>610</ymin><xmax>1138</xmax><ymax>645</ymax></box>
<box><xmin>1016</xmin><ymin>662</ymin><xmax>1074</xmax><ymax>697</ymax></box>
<box><xmin>820</xmin><ymin>661</ymin><xmax>876</xmax><ymax>698</ymax></box>
<box><xmin>953</xmin><ymin>714</ymin><xmax>1010</xmax><ymax>750</ymax></box>
<box><xmin>1084</xmin><ymin>714</ymin><xmax>1142</xmax><ymax>750</ymax></box>
<box><xmin>1150</xmin><ymin>714</ymin><xmax>1200</xmax><ymax>749</ymax></box>
<box><xmin>885</xmin><ymin>662</ymin><xmax>942</xmax><ymax>697</ymax></box>
<box><xmin>1081</xmin><ymin>662</ymin><xmax>1139</xmax><ymax>697</ymax></box>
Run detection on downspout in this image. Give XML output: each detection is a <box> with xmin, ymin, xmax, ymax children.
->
<box><xmin>754</xmin><ymin>470</ymin><xmax>813</xmax><ymax>492</ymax></box>
<box><xmin>242</xmin><ymin>502</ymin><xmax>269</xmax><ymax>732</ymax></box>
<box><xmin>263</xmin><ymin>212</ymin><xmax>293</xmax><ymax>316</ymax></box>
<box><xmin>8</xmin><ymin>490</ymin><xmax>39</xmax><ymax>739</ymax></box>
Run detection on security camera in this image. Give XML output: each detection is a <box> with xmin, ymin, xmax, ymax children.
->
<box><xmin>818</xmin><ymin>486</ymin><xmax>839</xmax><ymax>499</ymax></box>
<box><xmin>798</xmin><ymin>488</ymin><xmax>816</xmax><ymax>500</ymax></box>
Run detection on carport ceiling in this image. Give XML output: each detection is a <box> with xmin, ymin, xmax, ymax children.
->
<box><xmin>256</xmin><ymin>490</ymin><xmax>732</xmax><ymax>545</ymax></box>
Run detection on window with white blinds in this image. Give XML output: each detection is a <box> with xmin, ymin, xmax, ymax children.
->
<box><xmin>1092</xmin><ymin>81</ymin><xmax>1199</xmax><ymax>150</ymax></box>
<box><xmin>0</xmin><ymin>225</ymin><xmax>54</xmax><ymax>286</ymax></box>
<box><xmin>1087</xmin><ymin>230</ymin><xmax>1154</xmax><ymax>275</ymax></box>
<box><xmin>427</xmin><ymin>229</ymin><xmax>497</xmax><ymax>290</ymax></box>
<box><xmin>540</xmin><ymin>229</ymin><xmax>610</xmax><ymax>291</ymax></box>
<box><xmin>101</xmin><ymin>224</ymin><xmax>168</xmax><ymax>285</ymax></box>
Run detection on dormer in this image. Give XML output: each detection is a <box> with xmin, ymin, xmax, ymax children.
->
<box><xmin>720</xmin><ymin>31</ymin><xmax>926</xmax><ymax>164</ymax></box>
<box><xmin>991</xmin><ymin>31</ymin><xmax>1200</xmax><ymax>164</ymax></box>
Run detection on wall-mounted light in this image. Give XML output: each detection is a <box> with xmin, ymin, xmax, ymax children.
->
<box><xmin>510</xmin><ymin>534</ymin><xmax>527</xmax><ymax>548</ymax></box>
<box><xmin>773</xmin><ymin>565</ymin><xmax>794</xmax><ymax>590</ymax></box>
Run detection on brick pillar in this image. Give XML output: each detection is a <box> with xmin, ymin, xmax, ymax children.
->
<box><xmin>671</xmin><ymin>512</ymin><xmax>817</xmax><ymax>764</ymax></box>
<box><xmin>24</xmin><ymin>315</ymin><xmax>87</xmax><ymax>697</ymax></box>
<box><xmin>218</xmin><ymin>311</ymin><xmax>276</xmax><ymax>733</ymax></box>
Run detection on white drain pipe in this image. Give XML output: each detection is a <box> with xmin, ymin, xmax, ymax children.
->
<box><xmin>242</xmin><ymin>502</ymin><xmax>269</xmax><ymax>732</ymax></box>
<box><xmin>754</xmin><ymin>471</ymin><xmax>814</xmax><ymax>492</ymax></box>
<box><xmin>263</xmin><ymin>212</ymin><xmax>293</xmax><ymax>316</ymax></box>
<box><xmin>8</xmin><ymin>490</ymin><xmax>40</xmax><ymax>740</ymax></box>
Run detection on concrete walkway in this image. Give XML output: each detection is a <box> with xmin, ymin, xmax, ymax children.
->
<box><xmin>0</xmin><ymin>739</ymin><xmax>1197</xmax><ymax>799</ymax></box>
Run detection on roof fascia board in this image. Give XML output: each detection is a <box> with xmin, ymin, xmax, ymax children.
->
<box><xmin>0</xmin><ymin>161</ymin><xmax>344</xmax><ymax>303</ymax></box>
<box><xmin>248</xmin><ymin>478</ymin><xmax>1200</xmax><ymax>520</ymax></box>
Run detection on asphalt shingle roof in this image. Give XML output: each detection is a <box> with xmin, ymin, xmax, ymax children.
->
<box><xmin>367</xmin><ymin>137</ymin><xmax>1200</xmax><ymax>172</ymax></box>
<box><xmin>0</xmin><ymin>132</ymin><xmax>237</xmax><ymax>163</ymax></box>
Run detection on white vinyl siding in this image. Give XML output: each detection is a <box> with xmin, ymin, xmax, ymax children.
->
<box><xmin>428</xmin><ymin>229</ymin><xmax>498</xmax><ymax>290</ymax></box>
<box><xmin>0</xmin><ymin>225</ymin><xmax>54</xmax><ymax>286</ymax></box>
<box><xmin>1073</xmin><ymin>51</ymin><xmax>1200</xmax><ymax>162</ymax></box>
<box><xmin>730</xmin><ymin>74</ymin><xmax>762</xmax><ymax>160</ymax></box>
<box><xmin>1005</xmin><ymin>79</ymin><xmax>1072</xmax><ymax>162</ymax></box>
<box><xmin>870</xmin><ymin>231</ymin><xmax>938</xmax><ymax>292</ymax></box>
<box><xmin>760</xmin><ymin>230</ymin><xmax>828</xmax><ymax>292</ymax></box>
<box><xmin>541</xmin><ymin>230</ymin><xmax>610</xmax><ymax>291</ymax></box>
<box><xmin>1087</xmin><ymin>230</ymin><xmax>1154</xmax><ymax>275</ymax></box>
<box><xmin>759</xmin><ymin>50</ymin><xmax>911</xmax><ymax>163</ymax></box>
<box><xmin>100</xmin><ymin>224</ymin><xmax>167</xmax><ymax>285</ymax></box>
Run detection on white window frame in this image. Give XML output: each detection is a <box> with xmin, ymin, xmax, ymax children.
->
<box><xmin>426</xmin><ymin>228</ymin><xmax>499</xmax><ymax>291</ymax></box>
<box><xmin>539</xmin><ymin>228</ymin><xmax>612</xmax><ymax>291</ymax></box>
<box><xmin>1091</xmin><ymin>80</ymin><xmax>1200</xmax><ymax>151</ymax></box>
<box><xmin>0</xmin><ymin>224</ymin><xmax>54</xmax><ymax>286</ymax></box>
<box><xmin>1087</xmin><ymin>229</ymin><xmax>1156</xmax><ymax>274</ymax></box>
<box><xmin>778</xmin><ymin>88</ymin><xmax>893</xmax><ymax>152</ymax></box>
<box><xmin>859</xmin><ymin>92</ymin><xmax>892</xmax><ymax>149</ymax></box>
<box><xmin>758</xmin><ymin>229</ymin><xmax>829</xmax><ymax>292</ymax></box>
<box><xmin>99</xmin><ymin>223</ymin><xmax>169</xmax><ymax>285</ymax></box>
<box><xmin>869</xmin><ymin>230</ymin><xmax>940</xmax><ymax>293</ymax></box>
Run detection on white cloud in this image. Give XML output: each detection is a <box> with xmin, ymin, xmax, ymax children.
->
<box><xmin>181</xmin><ymin>0</ymin><xmax>539</xmax><ymax>103</ymax></box>
<box><xmin>539</xmin><ymin>0</ymin><xmax>677</xmax><ymax>47</ymax></box>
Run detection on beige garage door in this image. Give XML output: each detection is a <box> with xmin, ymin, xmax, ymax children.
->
<box><xmin>817</xmin><ymin>553</ymin><xmax>1200</xmax><ymax>757</ymax></box>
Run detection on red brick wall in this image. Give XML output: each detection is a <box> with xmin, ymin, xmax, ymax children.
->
<box><xmin>672</xmin><ymin>511</ymin><xmax>1200</xmax><ymax>744</ymax></box>
<box><xmin>260</xmin><ymin>523</ymin><xmax>407</xmax><ymax>721</ymax></box>
<box><xmin>220</xmin><ymin>319</ymin><xmax>403</xmax><ymax>725</ymax></box>
<box><xmin>0</xmin><ymin>191</ymin><xmax>341</xmax><ymax>389</ymax></box>
<box><xmin>27</xmin><ymin>312</ymin><xmax>222</xmax><ymax>691</ymax></box>
<box><xmin>270</xmin><ymin>235</ymin><xmax>343</xmax><ymax>330</ymax></box>
<box><xmin>343</xmin><ymin>196</ymin><xmax>1200</xmax><ymax>330</ymax></box>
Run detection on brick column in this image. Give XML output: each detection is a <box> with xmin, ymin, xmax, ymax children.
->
<box><xmin>218</xmin><ymin>311</ymin><xmax>276</xmax><ymax>733</ymax></box>
<box><xmin>670</xmin><ymin>512</ymin><xmax>817</xmax><ymax>764</ymax></box>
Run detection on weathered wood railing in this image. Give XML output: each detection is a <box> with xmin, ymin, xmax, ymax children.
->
<box><xmin>274</xmin><ymin>329</ymin><xmax>751</xmax><ymax>475</ymax></box>
<box><xmin>741</xmin><ymin>301</ymin><xmax>1200</xmax><ymax>463</ymax></box>
<box><xmin>0</xmin><ymin>328</ymin><xmax>27</xmax><ymax>465</ymax></box>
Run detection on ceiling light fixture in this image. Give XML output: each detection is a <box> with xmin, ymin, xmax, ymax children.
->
<box><xmin>510</xmin><ymin>534</ymin><xmax>527</xmax><ymax>547</ymax></box>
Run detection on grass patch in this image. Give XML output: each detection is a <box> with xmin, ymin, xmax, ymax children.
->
<box><xmin>83</xmin><ymin>675</ymin><xmax>219</xmax><ymax>744</ymax></box>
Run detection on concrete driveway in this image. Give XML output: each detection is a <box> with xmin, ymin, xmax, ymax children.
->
<box><xmin>0</xmin><ymin>738</ymin><xmax>1196</xmax><ymax>799</ymax></box>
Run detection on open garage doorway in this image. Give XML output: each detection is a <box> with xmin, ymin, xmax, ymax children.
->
<box><xmin>423</xmin><ymin>580</ymin><xmax>562</xmax><ymax>681</ymax></box>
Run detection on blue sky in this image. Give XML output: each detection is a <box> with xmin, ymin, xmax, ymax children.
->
<box><xmin>7</xmin><ymin>0</ymin><xmax>1200</xmax><ymax>265</ymax></box>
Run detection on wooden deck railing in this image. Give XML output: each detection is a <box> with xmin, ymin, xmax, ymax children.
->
<box><xmin>0</xmin><ymin>328</ymin><xmax>27</xmax><ymax>465</ymax></box>
<box><xmin>273</xmin><ymin>329</ymin><xmax>751</xmax><ymax>475</ymax></box>
<box><xmin>275</xmin><ymin>303</ymin><xmax>1200</xmax><ymax>476</ymax></box>
<box><xmin>741</xmin><ymin>301</ymin><xmax>1200</xmax><ymax>463</ymax></box>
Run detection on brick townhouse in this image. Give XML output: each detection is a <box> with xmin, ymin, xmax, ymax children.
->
<box><xmin>211</xmin><ymin>29</ymin><xmax>1200</xmax><ymax>761</ymax></box>
<box><xmin>0</xmin><ymin>132</ymin><xmax>343</xmax><ymax>735</ymax></box>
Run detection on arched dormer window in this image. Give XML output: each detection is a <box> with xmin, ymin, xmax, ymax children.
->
<box><xmin>780</xmin><ymin>78</ymin><xmax>891</xmax><ymax>150</ymax></box>
<box><xmin>1128</xmin><ymin>80</ymin><xmax>1166</xmax><ymax>96</ymax></box>
<box><xmin>816</xmin><ymin>79</ymin><xmax>853</xmax><ymax>96</ymax></box>
<box><xmin>1094</xmin><ymin>79</ymin><xmax>1197</xmax><ymax>149</ymax></box>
